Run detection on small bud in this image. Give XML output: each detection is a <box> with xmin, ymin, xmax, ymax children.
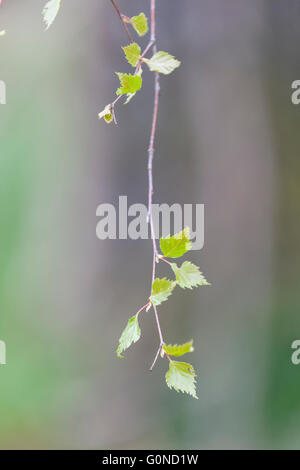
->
<box><xmin>98</xmin><ymin>104</ymin><xmax>113</xmax><ymax>124</ymax></box>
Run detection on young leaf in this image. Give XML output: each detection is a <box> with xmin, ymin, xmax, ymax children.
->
<box><xmin>124</xmin><ymin>69</ymin><xmax>143</xmax><ymax>104</ymax></box>
<box><xmin>130</xmin><ymin>13</ymin><xmax>148</xmax><ymax>37</ymax></box>
<box><xmin>122</xmin><ymin>43</ymin><xmax>141</xmax><ymax>67</ymax></box>
<box><xmin>42</xmin><ymin>0</ymin><xmax>61</xmax><ymax>30</ymax></box>
<box><xmin>165</xmin><ymin>361</ymin><xmax>198</xmax><ymax>399</ymax></box>
<box><xmin>171</xmin><ymin>261</ymin><xmax>210</xmax><ymax>289</ymax></box>
<box><xmin>144</xmin><ymin>51</ymin><xmax>181</xmax><ymax>75</ymax></box>
<box><xmin>98</xmin><ymin>105</ymin><xmax>113</xmax><ymax>124</ymax></box>
<box><xmin>116</xmin><ymin>72</ymin><xmax>142</xmax><ymax>95</ymax></box>
<box><xmin>150</xmin><ymin>278</ymin><xmax>176</xmax><ymax>306</ymax></box>
<box><xmin>160</xmin><ymin>227</ymin><xmax>191</xmax><ymax>258</ymax></box>
<box><xmin>116</xmin><ymin>315</ymin><xmax>141</xmax><ymax>358</ymax></box>
<box><xmin>164</xmin><ymin>340</ymin><xmax>194</xmax><ymax>357</ymax></box>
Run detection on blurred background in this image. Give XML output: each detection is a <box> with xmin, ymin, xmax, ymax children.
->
<box><xmin>0</xmin><ymin>0</ymin><xmax>300</xmax><ymax>450</ymax></box>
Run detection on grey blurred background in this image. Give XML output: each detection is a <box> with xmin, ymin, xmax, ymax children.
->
<box><xmin>0</xmin><ymin>0</ymin><xmax>300</xmax><ymax>449</ymax></box>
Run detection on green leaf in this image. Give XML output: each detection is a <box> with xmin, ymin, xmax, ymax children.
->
<box><xmin>42</xmin><ymin>0</ymin><xmax>61</xmax><ymax>30</ymax></box>
<box><xmin>144</xmin><ymin>51</ymin><xmax>181</xmax><ymax>75</ymax></box>
<box><xmin>98</xmin><ymin>105</ymin><xmax>113</xmax><ymax>124</ymax></box>
<box><xmin>150</xmin><ymin>278</ymin><xmax>176</xmax><ymax>306</ymax></box>
<box><xmin>166</xmin><ymin>361</ymin><xmax>198</xmax><ymax>399</ymax></box>
<box><xmin>171</xmin><ymin>261</ymin><xmax>210</xmax><ymax>289</ymax></box>
<box><xmin>116</xmin><ymin>315</ymin><xmax>141</xmax><ymax>358</ymax></box>
<box><xmin>163</xmin><ymin>340</ymin><xmax>194</xmax><ymax>357</ymax></box>
<box><xmin>116</xmin><ymin>72</ymin><xmax>142</xmax><ymax>96</ymax></box>
<box><xmin>160</xmin><ymin>227</ymin><xmax>191</xmax><ymax>258</ymax></box>
<box><xmin>124</xmin><ymin>68</ymin><xmax>143</xmax><ymax>104</ymax></box>
<box><xmin>130</xmin><ymin>13</ymin><xmax>148</xmax><ymax>37</ymax></box>
<box><xmin>122</xmin><ymin>43</ymin><xmax>141</xmax><ymax>67</ymax></box>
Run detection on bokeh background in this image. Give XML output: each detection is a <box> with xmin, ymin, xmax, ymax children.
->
<box><xmin>0</xmin><ymin>0</ymin><xmax>300</xmax><ymax>450</ymax></box>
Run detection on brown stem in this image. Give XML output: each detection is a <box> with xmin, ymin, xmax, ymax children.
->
<box><xmin>110</xmin><ymin>0</ymin><xmax>134</xmax><ymax>43</ymax></box>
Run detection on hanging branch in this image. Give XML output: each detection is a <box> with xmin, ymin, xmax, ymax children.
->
<box><xmin>110</xmin><ymin>0</ymin><xmax>134</xmax><ymax>43</ymax></box>
<box><xmin>42</xmin><ymin>0</ymin><xmax>211</xmax><ymax>399</ymax></box>
<box><xmin>147</xmin><ymin>1</ymin><xmax>163</xmax><ymax>371</ymax></box>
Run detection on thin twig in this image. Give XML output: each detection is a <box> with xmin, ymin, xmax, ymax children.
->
<box><xmin>136</xmin><ymin>302</ymin><xmax>151</xmax><ymax>317</ymax></box>
<box><xmin>111</xmin><ymin>94</ymin><xmax>123</xmax><ymax>125</ymax></box>
<box><xmin>135</xmin><ymin>39</ymin><xmax>156</xmax><ymax>74</ymax></box>
<box><xmin>141</xmin><ymin>39</ymin><xmax>155</xmax><ymax>60</ymax></box>
<box><xmin>148</xmin><ymin>0</ymin><xmax>165</xmax><ymax>371</ymax></box>
<box><xmin>149</xmin><ymin>340</ymin><xmax>164</xmax><ymax>371</ymax></box>
<box><xmin>147</xmin><ymin>59</ymin><xmax>160</xmax><ymax>246</ymax></box>
<box><xmin>110</xmin><ymin>0</ymin><xmax>134</xmax><ymax>43</ymax></box>
<box><xmin>150</xmin><ymin>0</ymin><xmax>156</xmax><ymax>42</ymax></box>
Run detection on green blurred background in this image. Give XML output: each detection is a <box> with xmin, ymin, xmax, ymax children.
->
<box><xmin>0</xmin><ymin>0</ymin><xmax>300</xmax><ymax>450</ymax></box>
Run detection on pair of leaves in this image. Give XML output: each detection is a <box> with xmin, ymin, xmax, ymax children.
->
<box><xmin>149</xmin><ymin>228</ymin><xmax>209</xmax><ymax>306</ymax></box>
<box><xmin>122</xmin><ymin>44</ymin><xmax>181</xmax><ymax>77</ymax></box>
<box><xmin>42</xmin><ymin>0</ymin><xmax>61</xmax><ymax>30</ymax></box>
<box><xmin>160</xmin><ymin>228</ymin><xmax>210</xmax><ymax>289</ymax></box>
<box><xmin>164</xmin><ymin>341</ymin><xmax>198</xmax><ymax>399</ymax></box>
<box><xmin>166</xmin><ymin>361</ymin><xmax>198</xmax><ymax>399</ymax></box>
